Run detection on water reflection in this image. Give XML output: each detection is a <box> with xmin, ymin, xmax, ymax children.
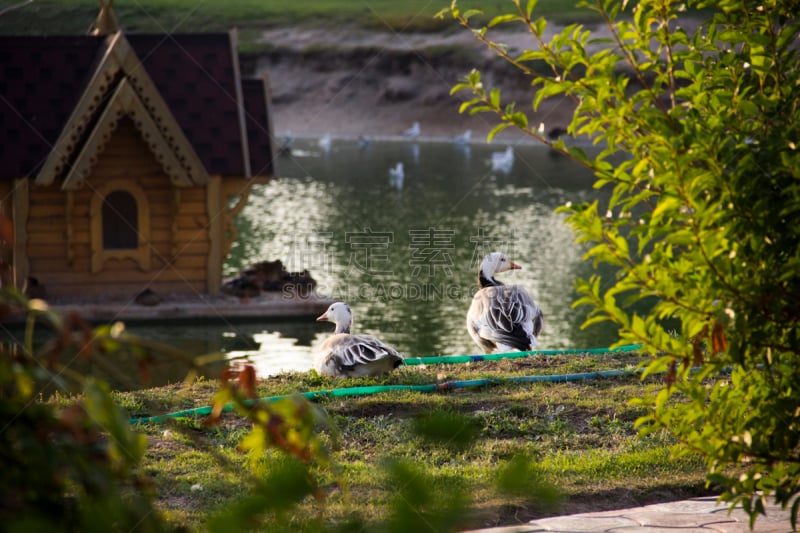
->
<box><xmin>227</xmin><ymin>331</ymin><xmax>317</xmax><ymax>376</ymax></box>
<box><xmin>122</xmin><ymin>320</ymin><xmax>326</xmax><ymax>381</ymax></box>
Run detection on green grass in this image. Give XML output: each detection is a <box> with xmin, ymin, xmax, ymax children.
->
<box><xmin>0</xmin><ymin>0</ymin><xmax>596</xmax><ymax>36</ymax></box>
<box><xmin>105</xmin><ymin>351</ymin><xmax>714</xmax><ymax>531</ymax></box>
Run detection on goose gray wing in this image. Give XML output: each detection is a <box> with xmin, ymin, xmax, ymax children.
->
<box><xmin>316</xmin><ymin>334</ymin><xmax>404</xmax><ymax>377</ymax></box>
<box><xmin>467</xmin><ymin>285</ymin><xmax>543</xmax><ymax>353</ymax></box>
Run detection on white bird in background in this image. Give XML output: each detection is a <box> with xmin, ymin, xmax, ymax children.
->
<box><xmin>403</xmin><ymin>121</ymin><xmax>420</xmax><ymax>139</ymax></box>
<box><xmin>277</xmin><ymin>130</ymin><xmax>293</xmax><ymax>155</ymax></box>
<box><xmin>358</xmin><ymin>135</ymin><xmax>372</xmax><ymax>150</ymax></box>
<box><xmin>389</xmin><ymin>162</ymin><xmax>404</xmax><ymax>190</ymax></box>
<box><xmin>453</xmin><ymin>129</ymin><xmax>471</xmax><ymax>144</ymax></box>
<box><xmin>490</xmin><ymin>146</ymin><xmax>514</xmax><ymax>174</ymax></box>
<box><xmin>315</xmin><ymin>302</ymin><xmax>405</xmax><ymax>377</ymax></box>
<box><xmin>466</xmin><ymin>252</ymin><xmax>544</xmax><ymax>353</ymax></box>
<box><xmin>318</xmin><ymin>133</ymin><xmax>332</xmax><ymax>154</ymax></box>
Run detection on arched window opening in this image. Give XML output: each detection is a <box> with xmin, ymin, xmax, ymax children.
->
<box><xmin>102</xmin><ymin>190</ymin><xmax>138</xmax><ymax>249</ymax></box>
<box><xmin>90</xmin><ymin>180</ymin><xmax>151</xmax><ymax>273</ymax></box>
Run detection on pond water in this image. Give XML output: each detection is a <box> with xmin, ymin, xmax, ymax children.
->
<box><xmin>6</xmin><ymin>137</ymin><xmax>619</xmax><ymax>390</ymax></box>
<box><xmin>218</xmin><ymin>136</ymin><xmax>617</xmax><ymax>379</ymax></box>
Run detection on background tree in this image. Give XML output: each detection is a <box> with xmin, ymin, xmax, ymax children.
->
<box><xmin>442</xmin><ymin>0</ymin><xmax>800</xmax><ymax>527</ymax></box>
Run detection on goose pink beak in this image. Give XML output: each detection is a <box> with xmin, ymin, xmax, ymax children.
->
<box><xmin>509</xmin><ymin>261</ymin><xmax>522</xmax><ymax>270</ymax></box>
<box><xmin>316</xmin><ymin>312</ymin><xmax>328</xmax><ymax>322</ymax></box>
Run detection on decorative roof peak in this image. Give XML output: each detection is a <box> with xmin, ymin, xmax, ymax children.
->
<box><xmin>91</xmin><ymin>0</ymin><xmax>119</xmax><ymax>35</ymax></box>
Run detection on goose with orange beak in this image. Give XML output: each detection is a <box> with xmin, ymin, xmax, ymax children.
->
<box><xmin>466</xmin><ymin>252</ymin><xmax>544</xmax><ymax>353</ymax></box>
<box><xmin>314</xmin><ymin>302</ymin><xmax>404</xmax><ymax>377</ymax></box>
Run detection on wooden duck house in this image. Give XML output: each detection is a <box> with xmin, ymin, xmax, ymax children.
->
<box><xmin>0</xmin><ymin>3</ymin><xmax>275</xmax><ymax>301</ymax></box>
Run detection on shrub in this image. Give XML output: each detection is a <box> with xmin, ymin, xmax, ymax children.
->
<box><xmin>0</xmin><ymin>293</ymin><xmax>167</xmax><ymax>531</ymax></box>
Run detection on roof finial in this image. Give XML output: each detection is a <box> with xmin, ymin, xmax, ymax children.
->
<box><xmin>92</xmin><ymin>0</ymin><xmax>119</xmax><ymax>35</ymax></box>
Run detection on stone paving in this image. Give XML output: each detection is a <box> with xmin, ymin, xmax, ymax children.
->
<box><xmin>465</xmin><ymin>496</ymin><xmax>797</xmax><ymax>533</ymax></box>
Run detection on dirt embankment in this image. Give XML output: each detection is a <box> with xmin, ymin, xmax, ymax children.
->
<box><xmin>247</xmin><ymin>26</ymin><xmax>577</xmax><ymax>141</ymax></box>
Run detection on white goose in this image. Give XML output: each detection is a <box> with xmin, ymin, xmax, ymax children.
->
<box><xmin>315</xmin><ymin>302</ymin><xmax>404</xmax><ymax>377</ymax></box>
<box><xmin>466</xmin><ymin>252</ymin><xmax>544</xmax><ymax>353</ymax></box>
<box><xmin>403</xmin><ymin>121</ymin><xmax>420</xmax><ymax>139</ymax></box>
<box><xmin>453</xmin><ymin>129</ymin><xmax>471</xmax><ymax>144</ymax></box>
<box><xmin>490</xmin><ymin>146</ymin><xmax>514</xmax><ymax>174</ymax></box>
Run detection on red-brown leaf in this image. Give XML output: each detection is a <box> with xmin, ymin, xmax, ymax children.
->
<box><xmin>239</xmin><ymin>364</ymin><xmax>257</xmax><ymax>398</ymax></box>
<box><xmin>664</xmin><ymin>360</ymin><xmax>677</xmax><ymax>389</ymax></box>
<box><xmin>711</xmin><ymin>321</ymin><xmax>728</xmax><ymax>354</ymax></box>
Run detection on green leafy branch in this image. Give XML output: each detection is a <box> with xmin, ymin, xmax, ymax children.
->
<box><xmin>444</xmin><ymin>0</ymin><xmax>800</xmax><ymax>526</ymax></box>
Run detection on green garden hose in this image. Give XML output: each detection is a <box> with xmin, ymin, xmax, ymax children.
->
<box><xmin>130</xmin><ymin>367</ymin><xmax>638</xmax><ymax>425</ymax></box>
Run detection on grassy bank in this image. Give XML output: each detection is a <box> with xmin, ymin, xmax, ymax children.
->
<box><xmin>108</xmin><ymin>350</ymin><xmax>712</xmax><ymax>531</ymax></box>
<box><xmin>0</xmin><ymin>0</ymin><xmax>596</xmax><ymax>35</ymax></box>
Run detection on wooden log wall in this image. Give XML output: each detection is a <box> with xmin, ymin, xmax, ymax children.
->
<box><xmin>26</xmin><ymin>118</ymin><xmax>211</xmax><ymax>299</ymax></box>
<box><xmin>0</xmin><ymin>181</ymin><xmax>15</xmax><ymax>288</ymax></box>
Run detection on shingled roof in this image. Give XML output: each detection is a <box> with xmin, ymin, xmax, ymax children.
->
<box><xmin>0</xmin><ymin>35</ymin><xmax>101</xmax><ymax>179</ymax></box>
<box><xmin>242</xmin><ymin>78</ymin><xmax>275</xmax><ymax>176</ymax></box>
<box><xmin>0</xmin><ymin>31</ymin><xmax>274</xmax><ymax>181</ymax></box>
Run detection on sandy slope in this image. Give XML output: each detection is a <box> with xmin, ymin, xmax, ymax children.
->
<box><xmin>251</xmin><ymin>15</ymin><xmax>707</xmax><ymax>143</ymax></box>
<box><xmin>252</xmin><ymin>25</ymin><xmax>578</xmax><ymax>142</ymax></box>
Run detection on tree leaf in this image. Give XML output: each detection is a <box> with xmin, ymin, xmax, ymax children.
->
<box><xmin>488</xmin><ymin>13</ymin><xmax>518</xmax><ymax>27</ymax></box>
<box><xmin>487</xmin><ymin>122</ymin><xmax>510</xmax><ymax>142</ymax></box>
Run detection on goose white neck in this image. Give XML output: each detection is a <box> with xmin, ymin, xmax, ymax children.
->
<box><xmin>334</xmin><ymin>319</ymin><xmax>352</xmax><ymax>334</ymax></box>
